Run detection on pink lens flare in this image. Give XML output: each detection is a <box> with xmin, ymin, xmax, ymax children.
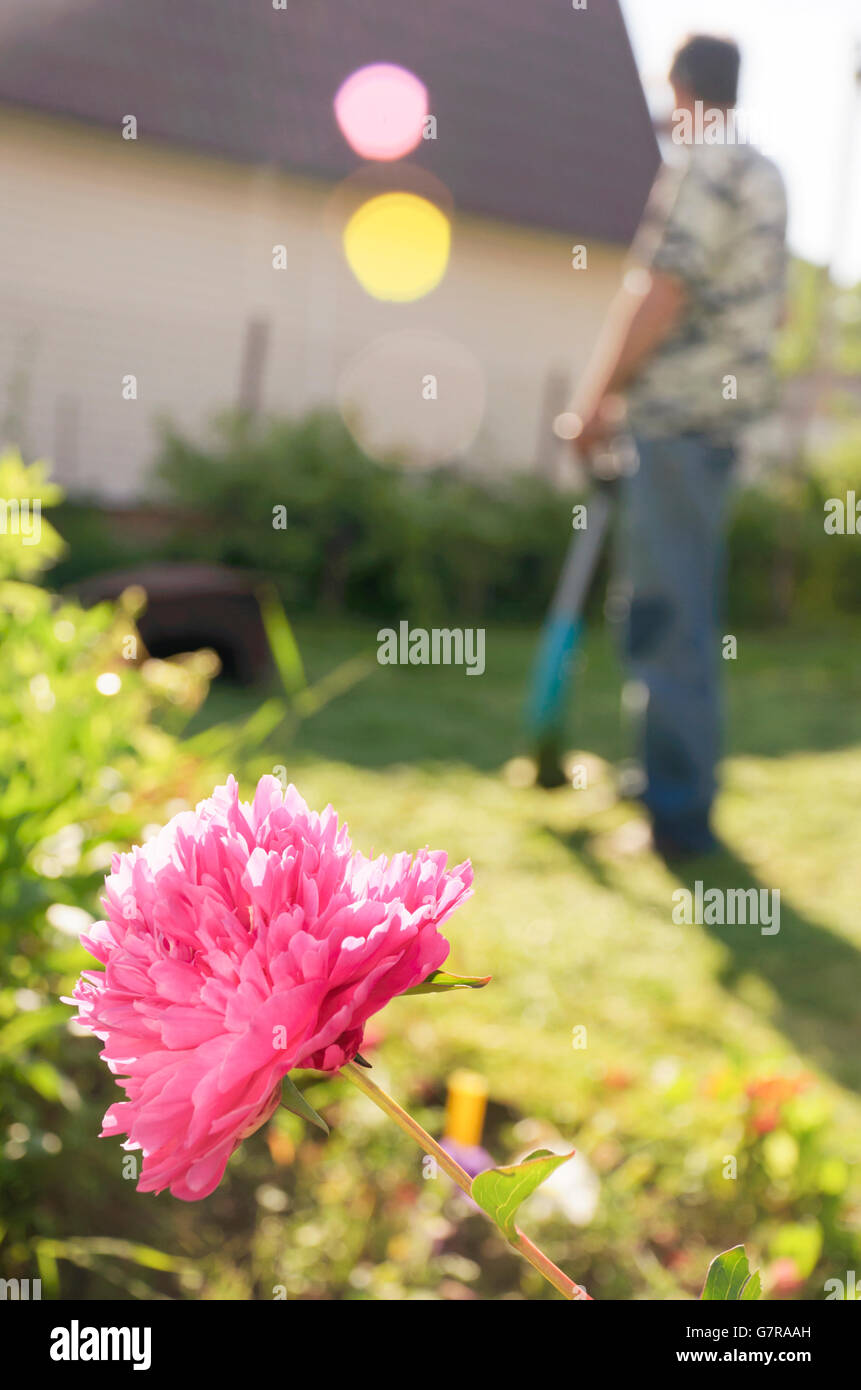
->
<box><xmin>334</xmin><ymin>62</ymin><xmax>428</xmax><ymax>161</ymax></box>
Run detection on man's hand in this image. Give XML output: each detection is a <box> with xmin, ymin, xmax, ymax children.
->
<box><xmin>571</xmin><ymin>393</ymin><xmax>626</xmax><ymax>457</ymax></box>
<box><xmin>568</xmin><ymin>269</ymin><xmax>687</xmax><ymax>460</ymax></box>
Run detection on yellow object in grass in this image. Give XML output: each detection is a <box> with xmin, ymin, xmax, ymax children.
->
<box><xmin>444</xmin><ymin>1070</ymin><xmax>489</xmax><ymax>1147</ymax></box>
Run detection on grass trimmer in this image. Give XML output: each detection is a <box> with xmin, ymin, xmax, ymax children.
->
<box><xmin>526</xmin><ymin>442</ymin><xmax>628</xmax><ymax>788</ymax></box>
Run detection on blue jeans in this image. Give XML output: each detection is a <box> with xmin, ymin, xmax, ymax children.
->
<box><xmin>616</xmin><ymin>434</ymin><xmax>735</xmax><ymax>851</ymax></box>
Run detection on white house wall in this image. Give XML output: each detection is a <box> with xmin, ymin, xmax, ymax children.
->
<box><xmin>0</xmin><ymin>107</ymin><xmax>624</xmax><ymax>500</ymax></box>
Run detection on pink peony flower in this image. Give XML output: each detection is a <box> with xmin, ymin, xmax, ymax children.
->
<box><xmin>66</xmin><ymin>775</ymin><xmax>473</xmax><ymax>1200</ymax></box>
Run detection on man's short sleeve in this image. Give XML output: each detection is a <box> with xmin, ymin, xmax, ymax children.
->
<box><xmin>639</xmin><ymin>155</ymin><xmax>731</xmax><ymax>292</ymax></box>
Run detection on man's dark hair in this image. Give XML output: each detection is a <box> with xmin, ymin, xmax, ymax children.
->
<box><xmin>670</xmin><ymin>35</ymin><xmax>740</xmax><ymax>107</ymax></box>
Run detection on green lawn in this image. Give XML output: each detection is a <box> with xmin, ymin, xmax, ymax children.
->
<box><xmin>178</xmin><ymin>618</ymin><xmax>861</xmax><ymax>1299</ymax></box>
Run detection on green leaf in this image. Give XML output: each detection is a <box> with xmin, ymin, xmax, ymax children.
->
<box><xmin>741</xmin><ymin>1270</ymin><xmax>762</xmax><ymax>1300</ymax></box>
<box><xmin>471</xmin><ymin>1149</ymin><xmax>574</xmax><ymax>1241</ymax></box>
<box><xmin>402</xmin><ymin>969</ymin><xmax>491</xmax><ymax>996</ymax></box>
<box><xmin>37</xmin><ymin>1237</ymin><xmax>188</xmax><ymax>1273</ymax></box>
<box><xmin>256</xmin><ymin>584</ymin><xmax>307</xmax><ymax>699</ymax></box>
<box><xmin>0</xmin><ymin>1005</ymin><xmax>67</xmax><ymax>1056</ymax></box>
<box><xmin>292</xmin><ymin>653</ymin><xmax>375</xmax><ymax>719</ymax></box>
<box><xmin>701</xmin><ymin>1245</ymin><xmax>761</xmax><ymax>1301</ymax></box>
<box><xmin>18</xmin><ymin>1058</ymin><xmax>68</xmax><ymax>1102</ymax></box>
<box><xmin>185</xmin><ymin>696</ymin><xmax>288</xmax><ymax>758</ymax></box>
<box><xmin>281</xmin><ymin>1074</ymin><xmax>329</xmax><ymax>1135</ymax></box>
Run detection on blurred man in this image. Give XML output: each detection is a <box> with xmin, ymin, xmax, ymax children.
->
<box><xmin>575</xmin><ymin>34</ymin><xmax>787</xmax><ymax>857</ymax></box>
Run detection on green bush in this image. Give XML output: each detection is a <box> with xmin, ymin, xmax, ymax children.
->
<box><xmin>47</xmin><ymin>409</ymin><xmax>861</xmax><ymax>632</ymax></box>
<box><xmin>148</xmin><ymin>410</ymin><xmax>574</xmax><ymax>626</ymax></box>
<box><xmin>0</xmin><ymin>451</ymin><xmax>222</xmax><ymax>1295</ymax></box>
<box><xmin>142</xmin><ymin>410</ymin><xmax>861</xmax><ymax>630</ymax></box>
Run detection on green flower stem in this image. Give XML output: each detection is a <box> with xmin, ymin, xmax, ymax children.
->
<box><xmin>510</xmin><ymin>1228</ymin><xmax>589</xmax><ymax>1301</ymax></box>
<box><xmin>340</xmin><ymin>1060</ymin><xmax>589</xmax><ymax>1301</ymax></box>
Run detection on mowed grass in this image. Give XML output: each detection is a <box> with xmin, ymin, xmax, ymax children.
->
<box><xmin>187</xmin><ymin>618</ymin><xmax>861</xmax><ymax>1297</ymax></box>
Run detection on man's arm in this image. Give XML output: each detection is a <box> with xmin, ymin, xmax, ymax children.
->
<box><xmin>573</xmin><ymin>268</ymin><xmax>687</xmax><ymax>453</ymax></box>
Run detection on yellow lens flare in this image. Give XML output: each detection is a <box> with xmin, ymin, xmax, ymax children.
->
<box><xmin>343</xmin><ymin>192</ymin><xmax>450</xmax><ymax>302</ymax></box>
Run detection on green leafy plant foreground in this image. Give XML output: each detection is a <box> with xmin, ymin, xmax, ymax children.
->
<box><xmin>702</xmin><ymin>1246</ymin><xmax>762</xmax><ymax>1301</ymax></box>
<box><xmin>472</xmin><ymin>1150</ymin><xmax>576</xmax><ymax>1242</ymax></box>
<box><xmin>3</xmin><ymin>451</ymin><xmax>861</xmax><ymax>1300</ymax></box>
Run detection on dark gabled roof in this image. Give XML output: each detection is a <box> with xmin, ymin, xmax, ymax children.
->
<box><xmin>0</xmin><ymin>0</ymin><xmax>659</xmax><ymax>243</ymax></box>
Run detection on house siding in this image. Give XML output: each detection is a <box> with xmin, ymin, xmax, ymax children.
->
<box><xmin>0</xmin><ymin>107</ymin><xmax>624</xmax><ymax>499</ymax></box>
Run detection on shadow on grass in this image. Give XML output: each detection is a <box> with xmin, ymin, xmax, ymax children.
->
<box><xmin>188</xmin><ymin>621</ymin><xmax>861</xmax><ymax>773</ymax></box>
<box><xmin>548</xmin><ymin>826</ymin><xmax>861</xmax><ymax>1095</ymax></box>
